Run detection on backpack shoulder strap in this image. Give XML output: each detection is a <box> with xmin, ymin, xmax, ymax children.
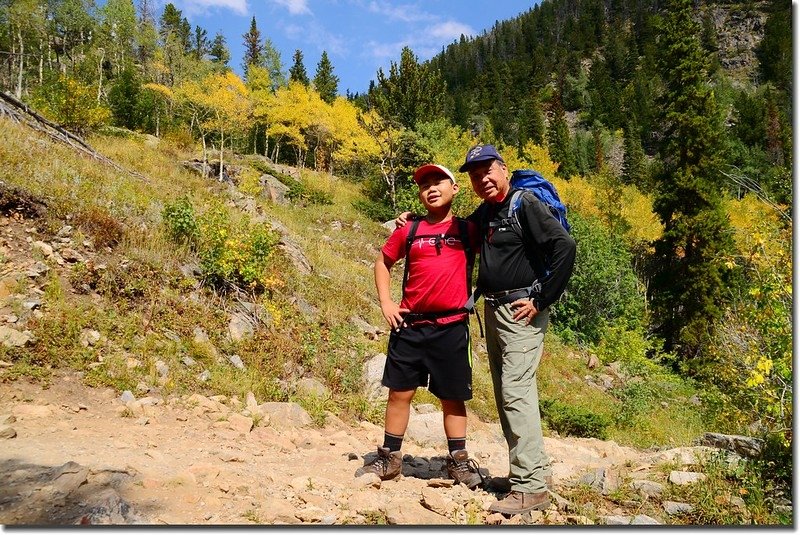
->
<box><xmin>401</xmin><ymin>217</ymin><xmax>422</xmax><ymax>298</ymax></box>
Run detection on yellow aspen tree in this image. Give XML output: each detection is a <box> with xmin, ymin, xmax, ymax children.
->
<box><xmin>247</xmin><ymin>65</ymin><xmax>273</xmax><ymax>156</ymax></box>
<box><xmin>329</xmin><ymin>97</ymin><xmax>379</xmax><ymax>173</ymax></box>
<box><xmin>263</xmin><ymin>81</ymin><xmax>312</xmax><ymax>165</ymax></box>
<box><xmin>199</xmin><ymin>71</ymin><xmax>252</xmax><ymax>181</ymax></box>
<box><xmin>141</xmin><ymin>83</ymin><xmax>173</xmax><ymax>138</ymax></box>
<box><xmin>174</xmin><ymin>79</ymin><xmax>212</xmax><ymax>173</ymax></box>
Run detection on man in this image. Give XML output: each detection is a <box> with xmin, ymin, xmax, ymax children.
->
<box><xmin>461</xmin><ymin>144</ymin><xmax>576</xmax><ymax>515</ymax></box>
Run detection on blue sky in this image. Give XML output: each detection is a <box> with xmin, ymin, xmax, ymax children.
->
<box><xmin>158</xmin><ymin>0</ymin><xmax>539</xmax><ymax>95</ymax></box>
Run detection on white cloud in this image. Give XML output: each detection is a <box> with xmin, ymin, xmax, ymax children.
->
<box><xmin>426</xmin><ymin>20</ymin><xmax>474</xmax><ymax>40</ymax></box>
<box><xmin>271</xmin><ymin>0</ymin><xmax>311</xmax><ymax>15</ymax></box>
<box><xmin>181</xmin><ymin>0</ymin><xmax>248</xmax><ymax>16</ymax></box>
<box><xmin>367</xmin><ymin>1</ymin><xmax>430</xmax><ymax>23</ymax></box>
<box><xmin>284</xmin><ymin>22</ymin><xmax>347</xmax><ymax>56</ymax></box>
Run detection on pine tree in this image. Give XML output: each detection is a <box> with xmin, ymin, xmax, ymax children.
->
<box><xmin>289</xmin><ymin>49</ymin><xmax>309</xmax><ymax>86</ymax></box>
<box><xmin>263</xmin><ymin>38</ymin><xmax>286</xmax><ymax>90</ymax></box>
<box><xmin>242</xmin><ymin>16</ymin><xmax>263</xmax><ymax>75</ymax></box>
<box><xmin>313</xmin><ymin>50</ymin><xmax>339</xmax><ymax>103</ymax></box>
<box><xmin>649</xmin><ymin>0</ymin><xmax>734</xmax><ymax>360</ymax></box>
<box><xmin>547</xmin><ymin>92</ymin><xmax>576</xmax><ymax>179</ymax></box>
<box><xmin>193</xmin><ymin>25</ymin><xmax>208</xmax><ymax>60</ymax></box>
<box><xmin>209</xmin><ymin>33</ymin><xmax>230</xmax><ymax>67</ymax></box>
<box><xmin>621</xmin><ymin>119</ymin><xmax>646</xmax><ymax>187</ymax></box>
<box><xmin>372</xmin><ymin>46</ymin><xmax>446</xmax><ymax>129</ymax></box>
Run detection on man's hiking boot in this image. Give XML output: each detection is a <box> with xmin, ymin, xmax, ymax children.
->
<box><xmin>354</xmin><ymin>446</ymin><xmax>402</xmax><ymax>480</ymax></box>
<box><xmin>488</xmin><ymin>490</ymin><xmax>551</xmax><ymax>515</ymax></box>
<box><xmin>446</xmin><ymin>449</ymin><xmax>484</xmax><ymax>489</ymax></box>
<box><xmin>486</xmin><ymin>474</ymin><xmax>553</xmax><ymax>493</ymax></box>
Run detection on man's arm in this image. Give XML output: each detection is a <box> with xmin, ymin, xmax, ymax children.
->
<box><xmin>516</xmin><ymin>195</ymin><xmax>576</xmax><ymax>314</ymax></box>
<box><xmin>374</xmin><ymin>252</ymin><xmax>410</xmax><ymax>330</ymax></box>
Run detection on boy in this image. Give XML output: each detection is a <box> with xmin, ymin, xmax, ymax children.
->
<box><xmin>354</xmin><ymin>163</ymin><xmax>483</xmax><ymax>489</ymax></box>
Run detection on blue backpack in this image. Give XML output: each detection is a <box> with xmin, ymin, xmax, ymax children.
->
<box><xmin>506</xmin><ymin>169</ymin><xmax>571</xmax><ymax>233</ymax></box>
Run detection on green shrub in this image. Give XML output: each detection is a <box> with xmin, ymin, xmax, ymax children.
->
<box><xmin>163</xmin><ymin>197</ymin><xmax>199</xmax><ymax>245</ymax></box>
<box><xmin>553</xmin><ymin>211</ymin><xmax>646</xmax><ymax>345</ymax></box>
<box><xmin>352</xmin><ymin>198</ymin><xmax>395</xmax><ymax>222</ymax></box>
<box><xmin>540</xmin><ymin>399</ymin><xmax>611</xmax><ymax>439</ymax></box>
<box><xmin>286</xmin><ymin>181</ymin><xmax>334</xmax><ymax>206</ymax></box>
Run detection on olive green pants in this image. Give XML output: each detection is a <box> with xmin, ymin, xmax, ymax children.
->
<box><xmin>485</xmin><ymin>303</ymin><xmax>551</xmax><ymax>494</ymax></box>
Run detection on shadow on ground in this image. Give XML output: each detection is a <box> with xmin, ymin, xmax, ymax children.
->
<box><xmin>0</xmin><ymin>458</ymin><xmax>156</xmax><ymax>525</ymax></box>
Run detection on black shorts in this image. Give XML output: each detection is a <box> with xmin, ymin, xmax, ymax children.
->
<box><xmin>383</xmin><ymin>320</ymin><xmax>473</xmax><ymax>401</ymax></box>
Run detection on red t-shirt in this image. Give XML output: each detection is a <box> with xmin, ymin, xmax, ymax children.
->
<box><xmin>382</xmin><ymin>218</ymin><xmax>479</xmax><ymax>325</ymax></box>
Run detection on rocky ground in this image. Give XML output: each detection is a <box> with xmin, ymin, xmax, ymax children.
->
<box><xmin>0</xmin><ymin>370</ymin><xmax>733</xmax><ymax>526</ymax></box>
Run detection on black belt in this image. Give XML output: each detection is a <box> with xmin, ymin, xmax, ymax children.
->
<box><xmin>484</xmin><ymin>288</ymin><xmax>530</xmax><ymax>307</ymax></box>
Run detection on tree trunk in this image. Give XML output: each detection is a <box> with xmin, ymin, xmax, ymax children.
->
<box><xmin>16</xmin><ymin>30</ymin><xmax>24</xmax><ymax>99</ymax></box>
<box><xmin>97</xmin><ymin>49</ymin><xmax>105</xmax><ymax>102</ymax></box>
<box><xmin>219</xmin><ymin>129</ymin><xmax>224</xmax><ymax>182</ymax></box>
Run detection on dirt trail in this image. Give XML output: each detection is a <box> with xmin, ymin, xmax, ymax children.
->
<box><xmin>0</xmin><ymin>371</ymin><xmax>712</xmax><ymax>526</ymax></box>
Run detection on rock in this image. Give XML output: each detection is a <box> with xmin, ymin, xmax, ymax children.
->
<box><xmin>60</xmin><ymin>248</ymin><xmax>84</xmax><ymax>263</ymax></box>
<box><xmin>697</xmin><ymin>432</ymin><xmax>764</xmax><ymax>458</ymax></box>
<box><xmin>79</xmin><ymin>488</ymin><xmax>141</xmax><ymax>524</ymax></box>
<box><xmin>198</xmin><ymin>370</ymin><xmax>211</xmax><ymax>382</ymax></box>
<box><xmin>260</xmin><ymin>174</ymin><xmax>290</xmax><ymax>205</ymax></box>
<box><xmin>228</xmin><ymin>313</ymin><xmax>255</xmax><ymax>342</ymax></box>
<box><xmin>291</xmin><ymin>295</ymin><xmax>318</xmax><ymax>318</ymax></box>
<box><xmin>405</xmin><ymin>412</ymin><xmax>446</xmax><ymax>447</ymax></box>
<box><xmin>586</xmin><ymin>354</ymin><xmax>600</xmax><ymax>369</ymax></box>
<box><xmin>669</xmin><ymin>471</ymin><xmax>707</xmax><ymax>486</ymax></box>
<box><xmin>120</xmin><ymin>390</ymin><xmax>135</xmax><ymax>403</ymax></box>
<box><xmin>181</xmin><ymin>356</ymin><xmax>196</xmax><ymax>367</ymax></box>
<box><xmin>420</xmin><ymin>487</ymin><xmax>454</xmax><ymax>517</ymax></box>
<box><xmin>415</xmin><ymin>403</ymin><xmax>438</xmax><ymax>414</ymax></box>
<box><xmin>228</xmin><ymin>413</ymin><xmax>254</xmax><ymax>434</ymax></box>
<box><xmin>296</xmin><ymin>377</ymin><xmax>330</xmax><ymax>398</ymax></box>
<box><xmin>631</xmin><ymin>479</ymin><xmax>664</xmax><ymax>498</ymax></box>
<box><xmin>385</xmin><ymin>501</ymin><xmax>453</xmax><ymax>525</ymax></box>
<box><xmin>632</xmin><ymin>514</ymin><xmax>661</xmax><ymax>525</ymax></box>
<box><xmin>352</xmin><ymin>472</ymin><xmax>381</xmax><ymax>489</ymax></box>
<box><xmin>26</xmin><ymin>261</ymin><xmax>50</xmax><ymax>277</ymax></box>
<box><xmin>193</xmin><ymin>327</ymin><xmax>209</xmax><ymax>344</ymax></box>
<box><xmin>0</xmin><ymin>326</ymin><xmax>32</xmax><ymax>347</ymax></box>
<box><xmin>274</xmin><ymin>231</ymin><xmax>312</xmax><ymax>275</ymax></box>
<box><xmin>0</xmin><ymin>425</ymin><xmax>16</xmax><ymax>439</ymax></box>
<box><xmin>362</xmin><ymin>353</ymin><xmax>388</xmax><ymax>401</ymax></box>
<box><xmin>155</xmin><ymin>360</ymin><xmax>169</xmax><ymax>378</ymax></box>
<box><xmin>79</xmin><ymin>329</ymin><xmax>101</xmax><ymax>347</ymax></box>
<box><xmin>258</xmin><ymin>402</ymin><xmax>312</xmax><ymax>427</ymax></box>
<box><xmin>604</xmin><ymin>514</ymin><xmax>660</xmax><ymax>525</ymax></box>
<box><xmin>50</xmin><ymin>461</ymin><xmax>90</xmax><ymax>496</ymax></box>
<box><xmin>663</xmin><ymin>501</ymin><xmax>694</xmax><ymax>515</ymax></box>
<box><xmin>350</xmin><ymin>315</ymin><xmax>382</xmax><ymax>340</ymax></box>
<box><xmin>32</xmin><ymin>240</ymin><xmax>53</xmax><ymax>256</ymax></box>
<box><xmin>0</xmin><ymin>414</ymin><xmax>15</xmax><ymax>425</ymax></box>
<box><xmin>227</xmin><ymin>354</ymin><xmax>246</xmax><ymax>370</ymax></box>
<box><xmin>57</xmin><ymin>225</ymin><xmax>73</xmax><ymax>237</ymax></box>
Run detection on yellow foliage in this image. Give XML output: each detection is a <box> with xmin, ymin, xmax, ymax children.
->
<box><xmin>142</xmin><ymin>83</ymin><xmax>174</xmax><ymax>100</ymax></box>
<box><xmin>725</xmin><ymin>194</ymin><xmax>788</xmax><ymax>267</ymax></box>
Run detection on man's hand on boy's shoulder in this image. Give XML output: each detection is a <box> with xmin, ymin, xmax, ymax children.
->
<box><xmin>381</xmin><ymin>300</ymin><xmax>410</xmax><ymax>331</ymax></box>
<box><xmin>394</xmin><ymin>211</ymin><xmax>412</xmax><ymax>229</ymax></box>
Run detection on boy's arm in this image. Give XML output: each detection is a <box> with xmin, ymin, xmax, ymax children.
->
<box><xmin>374</xmin><ymin>252</ymin><xmax>410</xmax><ymax>331</ymax></box>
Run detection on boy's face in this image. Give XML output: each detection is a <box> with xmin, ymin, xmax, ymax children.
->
<box><xmin>467</xmin><ymin>159</ymin><xmax>510</xmax><ymax>202</ymax></box>
<box><xmin>416</xmin><ymin>173</ymin><xmax>458</xmax><ymax>211</ymax></box>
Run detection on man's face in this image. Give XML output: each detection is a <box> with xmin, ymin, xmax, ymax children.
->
<box><xmin>467</xmin><ymin>159</ymin><xmax>509</xmax><ymax>202</ymax></box>
<box><xmin>417</xmin><ymin>173</ymin><xmax>458</xmax><ymax>211</ymax></box>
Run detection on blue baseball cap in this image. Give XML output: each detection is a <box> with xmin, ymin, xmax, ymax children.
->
<box><xmin>458</xmin><ymin>144</ymin><xmax>505</xmax><ymax>172</ymax></box>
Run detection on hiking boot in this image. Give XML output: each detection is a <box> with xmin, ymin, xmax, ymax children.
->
<box><xmin>486</xmin><ymin>475</ymin><xmax>553</xmax><ymax>493</ymax></box>
<box><xmin>446</xmin><ymin>449</ymin><xmax>484</xmax><ymax>489</ymax></box>
<box><xmin>354</xmin><ymin>446</ymin><xmax>402</xmax><ymax>480</ymax></box>
<box><xmin>488</xmin><ymin>490</ymin><xmax>551</xmax><ymax>515</ymax></box>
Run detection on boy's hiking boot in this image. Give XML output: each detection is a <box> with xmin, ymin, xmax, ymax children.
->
<box><xmin>486</xmin><ymin>475</ymin><xmax>553</xmax><ymax>493</ymax></box>
<box><xmin>446</xmin><ymin>449</ymin><xmax>484</xmax><ymax>489</ymax></box>
<box><xmin>488</xmin><ymin>490</ymin><xmax>551</xmax><ymax>515</ymax></box>
<box><xmin>354</xmin><ymin>446</ymin><xmax>402</xmax><ymax>480</ymax></box>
